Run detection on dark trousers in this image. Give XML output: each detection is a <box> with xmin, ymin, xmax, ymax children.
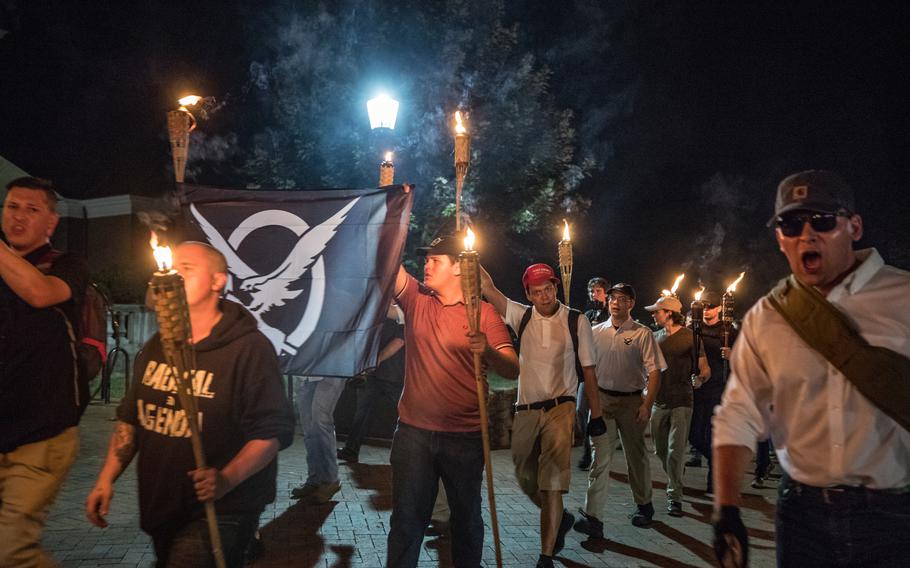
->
<box><xmin>343</xmin><ymin>378</ymin><xmax>402</xmax><ymax>455</ymax></box>
<box><xmin>689</xmin><ymin>394</ymin><xmax>719</xmax><ymax>482</ymax></box>
<box><xmin>776</xmin><ymin>474</ymin><xmax>910</xmax><ymax>566</ymax></box>
<box><xmin>150</xmin><ymin>511</ymin><xmax>260</xmax><ymax>568</ymax></box>
<box><xmin>755</xmin><ymin>439</ymin><xmax>772</xmax><ymax>478</ymax></box>
<box><xmin>387</xmin><ymin>422</ymin><xmax>484</xmax><ymax>568</ymax></box>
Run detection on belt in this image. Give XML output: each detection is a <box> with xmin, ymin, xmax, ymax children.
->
<box><xmin>781</xmin><ymin>474</ymin><xmax>910</xmax><ymax>506</ymax></box>
<box><xmin>514</xmin><ymin>396</ymin><xmax>575</xmax><ymax>412</ymax></box>
<box><xmin>599</xmin><ymin>388</ymin><xmax>643</xmax><ymax>397</ymax></box>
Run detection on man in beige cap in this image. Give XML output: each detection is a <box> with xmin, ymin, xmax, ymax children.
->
<box><xmin>646</xmin><ymin>295</ymin><xmax>709</xmax><ymax>518</ymax></box>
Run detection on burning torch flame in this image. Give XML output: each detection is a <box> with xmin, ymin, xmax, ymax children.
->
<box><xmin>562</xmin><ymin>219</ymin><xmax>571</xmax><ymax>241</ymax></box>
<box><xmin>694</xmin><ymin>286</ymin><xmax>705</xmax><ymax>301</ymax></box>
<box><xmin>726</xmin><ymin>271</ymin><xmax>746</xmax><ymax>293</ymax></box>
<box><xmin>384</xmin><ymin>151</ymin><xmax>393</xmax><ymax>163</ymax></box>
<box><xmin>149</xmin><ymin>232</ymin><xmax>173</xmax><ymax>272</ymax></box>
<box><xmin>662</xmin><ymin>273</ymin><xmax>685</xmax><ymax>297</ymax></box>
<box><xmin>464</xmin><ymin>227</ymin><xmax>476</xmax><ymax>251</ymax></box>
<box><xmin>178</xmin><ymin>95</ymin><xmax>201</xmax><ymax>108</ymax></box>
<box><xmin>455</xmin><ymin>111</ymin><xmax>467</xmax><ymax>135</ymax></box>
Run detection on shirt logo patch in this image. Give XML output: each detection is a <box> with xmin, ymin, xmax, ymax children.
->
<box><xmin>624</xmin><ymin>338</ymin><xmax>633</xmax><ymax>345</ymax></box>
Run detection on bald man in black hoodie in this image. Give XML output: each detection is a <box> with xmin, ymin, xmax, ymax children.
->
<box><xmin>86</xmin><ymin>242</ymin><xmax>295</xmax><ymax>568</ymax></box>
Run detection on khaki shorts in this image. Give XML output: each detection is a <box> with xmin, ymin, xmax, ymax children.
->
<box><xmin>511</xmin><ymin>400</ymin><xmax>576</xmax><ymax>497</ymax></box>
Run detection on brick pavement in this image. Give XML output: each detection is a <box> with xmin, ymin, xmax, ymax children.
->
<box><xmin>45</xmin><ymin>403</ymin><xmax>777</xmax><ymax>567</ymax></box>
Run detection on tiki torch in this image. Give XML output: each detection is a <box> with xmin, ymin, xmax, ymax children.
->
<box><xmin>379</xmin><ymin>151</ymin><xmax>395</xmax><ymax>186</ymax></box>
<box><xmin>721</xmin><ymin>272</ymin><xmax>745</xmax><ymax>377</ymax></box>
<box><xmin>148</xmin><ymin>234</ymin><xmax>226</xmax><ymax>568</ymax></box>
<box><xmin>558</xmin><ymin>219</ymin><xmax>573</xmax><ymax>306</ymax></box>
<box><xmin>662</xmin><ymin>273</ymin><xmax>685</xmax><ymax>299</ymax></box>
<box><xmin>167</xmin><ymin>95</ymin><xmax>201</xmax><ymax>184</ymax></box>
<box><xmin>690</xmin><ymin>286</ymin><xmax>705</xmax><ymax>387</ymax></box>
<box><xmin>458</xmin><ymin>228</ymin><xmax>503</xmax><ymax>568</ymax></box>
<box><xmin>454</xmin><ymin>111</ymin><xmax>470</xmax><ymax>232</ymax></box>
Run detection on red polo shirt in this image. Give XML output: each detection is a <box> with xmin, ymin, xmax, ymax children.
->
<box><xmin>396</xmin><ymin>275</ymin><xmax>513</xmax><ymax>432</ymax></box>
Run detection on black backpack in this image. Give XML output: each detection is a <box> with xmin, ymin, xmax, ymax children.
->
<box><xmin>36</xmin><ymin>249</ymin><xmax>108</xmax><ymax>415</ymax></box>
<box><xmin>516</xmin><ymin>307</ymin><xmax>585</xmax><ymax>385</ymax></box>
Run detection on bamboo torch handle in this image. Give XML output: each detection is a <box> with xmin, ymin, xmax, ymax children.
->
<box><xmin>473</xmin><ymin>351</ymin><xmax>503</xmax><ymax>568</ymax></box>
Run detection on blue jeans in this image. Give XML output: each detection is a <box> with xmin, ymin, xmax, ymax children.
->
<box><xmin>776</xmin><ymin>475</ymin><xmax>910</xmax><ymax>566</ymax></box>
<box><xmin>151</xmin><ymin>511</ymin><xmax>260</xmax><ymax>568</ymax></box>
<box><xmin>296</xmin><ymin>377</ymin><xmax>347</xmax><ymax>486</ymax></box>
<box><xmin>387</xmin><ymin>423</ymin><xmax>484</xmax><ymax>568</ymax></box>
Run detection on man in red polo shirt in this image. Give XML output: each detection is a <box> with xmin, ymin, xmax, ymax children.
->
<box><xmin>386</xmin><ymin>234</ymin><xmax>519</xmax><ymax>568</ymax></box>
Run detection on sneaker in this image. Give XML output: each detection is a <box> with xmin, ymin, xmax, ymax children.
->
<box><xmin>425</xmin><ymin>520</ymin><xmax>450</xmax><ymax>537</ymax></box>
<box><xmin>751</xmin><ymin>476</ymin><xmax>765</xmax><ymax>489</ymax></box>
<box><xmin>685</xmin><ymin>456</ymin><xmax>703</xmax><ymax>467</ymax></box>
<box><xmin>290</xmin><ymin>483</ymin><xmax>320</xmax><ymax>500</ymax></box>
<box><xmin>630</xmin><ymin>502</ymin><xmax>654</xmax><ymax>527</ymax></box>
<box><xmin>536</xmin><ymin>555</ymin><xmax>555</xmax><ymax>568</ymax></box>
<box><xmin>573</xmin><ymin>508</ymin><xmax>604</xmax><ymax>539</ymax></box>
<box><xmin>337</xmin><ymin>447</ymin><xmax>359</xmax><ymax>463</ymax></box>
<box><xmin>577</xmin><ymin>451</ymin><xmax>592</xmax><ymax>471</ymax></box>
<box><xmin>667</xmin><ymin>501</ymin><xmax>683</xmax><ymax>517</ymax></box>
<box><xmin>294</xmin><ymin>481</ymin><xmax>341</xmax><ymax>505</ymax></box>
<box><xmin>553</xmin><ymin>509</ymin><xmax>574</xmax><ymax>554</ymax></box>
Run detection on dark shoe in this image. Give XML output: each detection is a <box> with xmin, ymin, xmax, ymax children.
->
<box><xmin>243</xmin><ymin>530</ymin><xmax>264</xmax><ymax>565</ymax></box>
<box><xmin>577</xmin><ymin>451</ymin><xmax>592</xmax><ymax>471</ymax></box>
<box><xmin>685</xmin><ymin>456</ymin><xmax>703</xmax><ymax>467</ymax></box>
<box><xmin>573</xmin><ymin>508</ymin><xmax>603</xmax><ymax>539</ymax></box>
<box><xmin>630</xmin><ymin>502</ymin><xmax>654</xmax><ymax>527</ymax></box>
<box><xmin>553</xmin><ymin>509</ymin><xmax>574</xmax><ymax>554</ymax></box>
<box><xmin>295</xmin><ymin>481</ymin><xmax>341</xmax><ymax>505</ymax></box>
<box><xmin>290</xmin><ymin>483</ymin><xmax>320</xmax><ymax>500</ymax></box>
<box><xmin>667</xmin><ymin>501</ymin><xmax>683</xmax><ymax>517</ymax></box>
<box><xmin>536</xmin><ymin>555</ymin><xmax>555</xmax><ymax>568</ymax></box>
<box><xmin>751</xmin><ymin>476</ymin><xmax>765</xmax><ymax>489</ymax></box>
<box><xmin>337</xmin><ymin>447</ymin><xmax>359</xmax><ymax>463</ymax></box>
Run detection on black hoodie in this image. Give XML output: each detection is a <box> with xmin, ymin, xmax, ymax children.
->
<box><xmin>117</xmin><ymin>300</ymin><xmax>295</xmax><ymax>533</ymax></box>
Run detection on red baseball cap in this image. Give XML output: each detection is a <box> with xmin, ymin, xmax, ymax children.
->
<box><xmin>522</xmin><ymin>263</ymin><xmax>560</xmax><ymax>289</ymax></box>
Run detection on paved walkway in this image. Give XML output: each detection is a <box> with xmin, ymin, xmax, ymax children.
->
<box><xmin>45</xmin><ymin>403</ymin><xmax>778</xmax><ymax>567</ymax></box>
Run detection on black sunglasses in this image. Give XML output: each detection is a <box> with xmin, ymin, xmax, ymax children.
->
<box><xmin>775</xmin><ymin>212</ymin><xmax>845</xmax><ymax>237</ymax></box>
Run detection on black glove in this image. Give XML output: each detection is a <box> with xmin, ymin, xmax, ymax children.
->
<box><xmin>587</xmin><ymin>416</ymin><xmax>607</xmax><ymax>437</ymax></box>
<box><xmin>712</xmin><ymin>506</ymin><xmax>749</xmax><ymax>568</ymax></box>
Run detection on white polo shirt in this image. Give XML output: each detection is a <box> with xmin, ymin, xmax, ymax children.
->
<box><xmin>591</xmin><ymin>316</ymin><xmax>666</xmax><ymax>392</ymax></box>
<box><xmin>505</xmin><ymin>299</ymin><xmax>595</xmax><ymax>404</ymax></box>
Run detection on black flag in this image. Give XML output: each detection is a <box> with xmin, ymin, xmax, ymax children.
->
<box><xmin>178</xmin><ymin>184</ymin><xmax>412</xmax><ymax>378</ymax></box>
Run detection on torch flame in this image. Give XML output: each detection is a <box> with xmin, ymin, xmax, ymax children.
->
<box><xmin>464</xmin><ymin>227</ymin><xmax>476</xmax><ymax>251</ymax></box>
<box><xmin>562</xmin><ymin>219</ymin><xmax>571</xmax><ymax>241</ymax></box>
<box><xmin>384</xmin><ymin>151</ymin><xmax>393</xmax><ymax>162</ymax></box>
<box><xmin>178</xmin><ymin>95</ymin><xmax>201</xmax><ymax>108</ymax></box>
<box><xmin>149</xmin><ymin>231</ymin><xmax>173</xmax><ymax>272</ymax></box>
<box><xmin>694</xmin><ymin>285</ymin><xmax>705</xmax><ymax>301</ymax></box>
<box><xmin>726</xmin><ymin>271</ymin><xmax>746</xmax><ymax>293</ymax></box>
<box><xmin>455</xmin><ymin>111</ymin><xmax>467</xmax><ymax>135</ymax></box>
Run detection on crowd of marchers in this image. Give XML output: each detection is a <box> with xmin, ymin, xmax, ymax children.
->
<box><xmin>1</xmin><ymin>170</ymin><xmax>907</xmax><ymax>568</ymax></box>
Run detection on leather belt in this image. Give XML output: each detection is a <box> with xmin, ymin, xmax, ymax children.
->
<box><xmin>599</xmin><ymin>388</ymin><xmax>643</xmax><ymax>397</ymax></box>
<box><xmin>514</xmin><ymin>396</ymin><xmax>575</xmax><ymax>412</ymax></box>
<box><xmin>781</xmin><ymin>474</ymin><xmax>910</xmax><ymax>506</ymax></box>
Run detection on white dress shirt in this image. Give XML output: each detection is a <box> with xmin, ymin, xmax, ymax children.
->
<box><xmin>713</xmin><ymin>249</ymin><xmax>910</xmax><ymax>489</ymax></box>
<box><xmin>591</xmin><ymin>317</ymin><xmax>666</xmax><ymax>392</ymax></box>
<box><xmin>505</xmin><ymin>299</ymin><xmax>595</xmax><ymax>404</ymax></box>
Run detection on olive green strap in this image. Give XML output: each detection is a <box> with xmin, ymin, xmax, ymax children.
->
<box><xmin>767</xmin><ymin>275</ymin><xmax>910</xmax><ymax>432</ymax></box>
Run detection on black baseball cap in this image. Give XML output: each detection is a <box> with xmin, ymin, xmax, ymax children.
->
<box><xmin>607</xmin><ymin>282</ymin><xmax>636</xmax><ymax>300</ymax></box>
<box><xmin>768</xmin><ymin>170</ymin><xmax>855</xmax><ymax>226</ymax></box>
<box><xmin>702</xmin><ymin>290</ymin><xmax>722</xmax><ymax>306</ymax></box>
<box><xmin>416</xmin><ymin>234</ymin><xmax>463</xmax><ymax>256</ymax></box>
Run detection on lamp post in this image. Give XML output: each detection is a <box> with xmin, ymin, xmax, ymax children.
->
<box><xmin>367</xmin><ymin>94</ymin><xmax>399</xmax><ymax>187</ymax></box>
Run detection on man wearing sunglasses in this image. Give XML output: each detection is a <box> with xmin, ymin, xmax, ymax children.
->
<box><xmin>712</xmin><ymin>170</ymin><xmax>910</xmax><ymax>567</ymax></box>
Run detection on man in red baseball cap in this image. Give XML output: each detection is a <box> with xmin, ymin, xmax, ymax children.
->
<box><xmin>481</xmin><ymin>263</ymin><xmax>604</xmax><ymax>568</ymax></box>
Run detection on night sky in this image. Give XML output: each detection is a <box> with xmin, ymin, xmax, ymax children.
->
<box><xmin>1</xmin><ymin>1</ymin><xmax>908</xmax><ymax>309</ymax></box>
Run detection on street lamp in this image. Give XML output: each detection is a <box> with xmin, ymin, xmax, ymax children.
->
<box><xmin>367</xmin><ymin>94</ymin><xmax>399</xmax><ymax>130</ymax></box>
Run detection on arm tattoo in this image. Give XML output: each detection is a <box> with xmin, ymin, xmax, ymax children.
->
<box><xmin>113</xmin><ymin>422</ymin><xmax>136</xmax><ymax>466</ymax></box>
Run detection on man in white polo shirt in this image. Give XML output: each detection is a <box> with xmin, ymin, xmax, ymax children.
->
<box><xmin>482</xmin><ymin>263</ymin><xmax>604</xmax><ymax>568</ymax></box>
<box><xmin>574</xmin><ymin>283</ymin><xmax>666</xmax><ymax>539</ymax></box>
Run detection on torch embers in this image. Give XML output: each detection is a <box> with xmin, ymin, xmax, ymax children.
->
<box><xmin>558</xmin><ymin>220</ymin><xmax>573</xmax><ymax>306</ymax></box>
<box><xmin>454</xmin><ymin>111</ymin><xmax>470</xmax><ymax>232</ymax></box>
<box><xmin>148</xmin><ymin>235</ymin><xmax>226</xmax><ymax>568</ymax></box>
<box><xmin>457</xmin><ymin>229</ymin><xmax>502</xmax><ymax>568</ymax></box>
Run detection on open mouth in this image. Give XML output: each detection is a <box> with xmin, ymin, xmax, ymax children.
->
<box><xmin>801</xmin><ymin>251</ymin><xmax>822</xmax><ymax>273</ymax></box>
